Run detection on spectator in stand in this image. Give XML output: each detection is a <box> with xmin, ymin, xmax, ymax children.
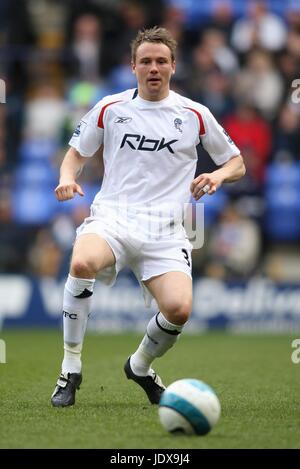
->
<box><xmin>202</xmin><ymin>28</ymin><xmax>239</xmax><ymax>76</ymax></box>
<box><xmin>0</xmin><ymin>182</ymin><xmax>36</xmax><ymax>273</ymax></box>
<box><xmin>116</xmin><ymin>0</ymin><xmax>148</xmax><ymax>57</ymax></box>
<box><xmin>193</xmin><ymin>69</ymin><xmax>235</xmax><ymax>120</ymax></box>
<box><xmin>231</xmin><ymin>1</ymin><xmax>287</xmax><ymax>53</ymax></box>
<box><xmin>205</xmin><ymin>203</ymin><xmax>261</xmax><ymax>280</ymax></box>
<box><xmin>223</xmin><ymin>102</ymin><xmax>272</xmax><ymax>194</ymax></box>
<box><xmin>69</xmin><ymin>14</ymin><xmax>104</xmax><ymax>81</ymax></box>
<box><xmin>273</xmin><ymin>104</ymin><xmax>300</xmax><ymax>160</ymax></box>
<box><xmin>24</xmin><ymin>83</ymin><xmax>67</xmax><ymax>140</ymax></box>
<box><xmin>234</xmin><ymin>49</ymin><xmax>284</xmax><ymax>120</ymax></box>
<box><xmin>206</xmin><ymin>1</ymin><xmax>235</xmax><ymax>40</ymax></box>
<box><xmin>186</xmin><ymin>40</ymin><xmax>218</xmax><ymax>102</ymax></box>
<box><xmin>0</xmin><ymin>106</ymin><xmax>6</xmax><ymax>169</ymax></box>
<box><xmin>277</xmin><ymin>51</ymin><xmax>300</xmax><ymax>102</ymax></box>
<box><xmin>28</xmin><ymin>228</ymin><xmax>62</xmax><ymax>278</ymax></box>
<box><xmin>285</xmin><ymin>2</ymin><xmax>300</xmax><ymax>61</ymax></box>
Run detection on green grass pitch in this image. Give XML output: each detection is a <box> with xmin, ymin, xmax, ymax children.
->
<box><xmin>0</xmin><ymin>329</ymin><xmax>299</xmax><ymax>449</ymax></box>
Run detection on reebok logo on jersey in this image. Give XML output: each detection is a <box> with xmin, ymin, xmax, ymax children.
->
<box><xmin>114</xmin><ymin>116</ymin><xmax>132</xmax><ymax>123</ymax></box>
<box><xmin>120</xmin><ymin>133</ymin><xmax>178</xmax><ymax>154</ymax></box>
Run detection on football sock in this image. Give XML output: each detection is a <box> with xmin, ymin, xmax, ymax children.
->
<box><xmin>62</xmin><ymin>342</ymin><xmax>82</xmax><ymax>374</ymax></box>
<box><xmin>61</xmin><ymin>274</ymin><xmax>95</xmax><ymax>374</ymax></box>
<box><xmin>130</xmin><ymin>312</ymin><xmax>184</xmax><ymax>376</ymax></box>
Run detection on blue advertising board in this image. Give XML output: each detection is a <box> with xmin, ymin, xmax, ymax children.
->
<box><xmin>1</xmin><ymin>274</ymin><xmax>300</xmax><ymax>332</ymax></box>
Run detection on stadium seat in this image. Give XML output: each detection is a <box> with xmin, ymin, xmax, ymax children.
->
<box><xmin>12</xmin><ymin>186</ymin><xmax>57</xmax><ymax>225</ymax></box>
<box><xmin>265</xmin><ymin>161</ymin><xmax>300</xmax><ymax>187</ymax></box>
<box><xmin>19</xmin><ymin>138</ymin><xmax>58</xmax><ymax>162</ymax></box>
<box><xmin>264</xmin><ymin>186</ymin><xmax>300</xmax><ymax>241</ymax></box>
<box><xmin>15</xmin><ymin>162</ymin><xmax>58</xmax><ymax>187</ymax></box>
<box><xmin>264</xmin><ymin>161</ymin><xmax>300</xmax><ymax>240</ymax></box>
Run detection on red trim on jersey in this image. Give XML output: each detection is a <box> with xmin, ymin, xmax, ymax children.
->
<box><xmin>97</xmin><ymin>100</ymin><xmax>121</xmax><ymax>128</ymax></box>
<box><xmin>184</xmin><ymin>107</ymin><xmax>205</xmax><ymax>135</ymax></box>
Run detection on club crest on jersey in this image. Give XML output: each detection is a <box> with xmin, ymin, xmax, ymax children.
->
<box><xmin>174</xmin><ymin>118</ymin><xmax>183</xmax><ymax>133</ymax></box>
<box><xmin>114</xmin><ymin>116</ymin><xmax>132</xmax><ymax>124</ymax></box>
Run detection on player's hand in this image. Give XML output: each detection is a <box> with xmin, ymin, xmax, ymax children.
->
<box><xmin>54</xmin><ymin>181</ymin><xmax>84</xmax><ymax>201</ymax></box>
<box><xmin>190</xmin><ymin>172</ymin><xmax>223</xmax><ymax>201</ymax></box>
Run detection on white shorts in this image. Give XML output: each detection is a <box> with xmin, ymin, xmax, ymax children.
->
<box><xmin>76</xmin><ymin>206</ymin><xmax>193</xmax><ymax>307</ymax></box>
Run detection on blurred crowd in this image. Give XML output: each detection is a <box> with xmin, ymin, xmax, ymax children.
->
<box><xmin>0</xmin><ymin>0</ymin><xmax>300</xmax><ymax>282</ymax></box>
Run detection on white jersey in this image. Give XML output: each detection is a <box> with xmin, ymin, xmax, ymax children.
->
<box><xmin>69</xmin><ymin>88</ymin><xmax>240</xmax><ymax>230</ymax></box>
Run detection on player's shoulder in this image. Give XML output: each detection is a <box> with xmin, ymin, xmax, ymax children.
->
<box><xmin>94</xmin><ymin>88</ymin><xmax>137</xmax><ymax>110</ymax></box>
<box><xmin>172</xmin><ymin>91</ymin><xmax>211</xmax><ymax>116</ymax></box>
<box><xmin>80</xmin><ymin>89</ymin><xmax>136</xmax><ymax>128</ymax></box>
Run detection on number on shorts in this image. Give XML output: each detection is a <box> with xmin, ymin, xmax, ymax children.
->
<box><xmin>181</xmin><ymin>248</ymin><xmax>190</xmax><ymax>267</ymax></box>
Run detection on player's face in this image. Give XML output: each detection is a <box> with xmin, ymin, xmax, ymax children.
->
<box><xmin>132</xmin><ymin>42</ymin><xmax>175</xmax><ymax>101</ymax></box>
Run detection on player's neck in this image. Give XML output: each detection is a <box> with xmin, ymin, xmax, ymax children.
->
<box><xmin>138</xmin><ymin>89</ymin><xmax>170</xmax><ymax>102</ymax></box>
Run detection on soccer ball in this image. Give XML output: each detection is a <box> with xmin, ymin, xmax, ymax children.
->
<box><xmin>158</xmin><ymin>379</ymin><xmax>221</xmax><ymax>435</ymax></box>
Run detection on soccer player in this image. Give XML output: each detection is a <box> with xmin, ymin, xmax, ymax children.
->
<box><xmin>51</xmin><ymin>27</ymin><xmax>245</xmax><ymax>407</ymax></box>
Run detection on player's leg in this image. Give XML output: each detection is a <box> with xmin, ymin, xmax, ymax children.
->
<box><xmin>133</xmin><ymin>271</ymin><xmax>192</xmax><ymax>368</ymax></box>
<box><xmin>62</xmin><ymin>234</ymin><xmax>116</xmax><ymax>373</ymax></box>
<box><xmin>125</xmin><ymin>272</ymin><xmax>192</xmax><ymax>404</ymax></box>
<box><xmin>51</xmin><ymin>233</ymin><xmax>115</xmax><ymax>407</ymax></box>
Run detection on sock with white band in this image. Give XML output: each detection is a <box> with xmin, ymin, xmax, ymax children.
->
<box><xmin>62</xmin><ymin>343</ymin><xmax>83</xmax><ymax>374</ymax></box>
<box><xmin>130</xmin><ymin>311</ymin><xmax>184</xmax><ymax>376</ymax></box>
<box><xmin>61</xmin><ymin>274</ymin><xmax>95</xmax><ymax>374</ymax></box>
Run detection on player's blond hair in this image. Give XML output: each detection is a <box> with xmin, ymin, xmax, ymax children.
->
<box><xmin>131</xmin><ymin>26</ymin><xmax>177</xmax><ymax>63</ymax></box>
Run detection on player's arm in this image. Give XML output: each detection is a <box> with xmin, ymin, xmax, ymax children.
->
<box><xmin>54</xmin><ymin>147</ymin><xmax>86</xmax><ymax>201</ymax></box>
<box><xmin>191</xmin><ymin>154</ymin><xmax>246</xmax><ymax>201</ymax></box>
<box><xmin>55</xmin><ymin>99</ymin><xmax>105</xmax><ymax>201</ymax></box>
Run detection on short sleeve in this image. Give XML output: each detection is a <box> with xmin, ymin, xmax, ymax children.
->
<box><xmin>201</xmin><ymin>108</ymin><xmax>240</xmax><ymax>165</ymax></box>
<box><xmin>69</xmin><ymin>105</ymin><xmax>104</xmax><ymax>157</ymax></box>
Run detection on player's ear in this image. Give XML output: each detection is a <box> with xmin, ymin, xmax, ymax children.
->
<box><xmin>131</xmin><ymin>62</ymin><xmax>136</xmax><ymax>74</ymax></box>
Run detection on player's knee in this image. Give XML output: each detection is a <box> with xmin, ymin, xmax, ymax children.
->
<box><xmin>162</xmin><ymin>300</ymin><xmax>192</xmax><ymax>325</ymax></box>
<box><xmin>71</xmin><ymin>257</ymin><xmax>98</xmax><ymax>278</ymax></box>
<box><xmin>173</xmin><ymin>303</ymin><xmax>191</xmax><ymax>325</ymax></box>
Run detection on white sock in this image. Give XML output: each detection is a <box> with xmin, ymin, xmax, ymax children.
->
<box><xmin>61</xmin><ymin>274</ymin><xmax>95</xmax><ymax>374</ymax></box>
<box><xmin>130</xmin><ymin>312</ymin><xmax>184</xmax><ymax>376</ymax></box>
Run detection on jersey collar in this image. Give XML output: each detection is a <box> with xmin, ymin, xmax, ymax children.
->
<box><xmin>134</xmin><ymin>92</ymin><xmax>173</xmax><ymax>108</ymax></box>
